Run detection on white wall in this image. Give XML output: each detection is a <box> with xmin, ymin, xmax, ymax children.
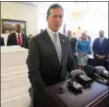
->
<box><xmin>36</xmin><ymin>2</ymin><xmax>108</xmax><ymax>41</ymax></box>
<box><xmin>1</xmin><ymin>2</ymin><xmax>38</xmax><ymax>36</ymax></box>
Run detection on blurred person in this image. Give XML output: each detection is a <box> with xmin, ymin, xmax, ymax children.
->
<box><xmin>77</xmin><ymin>32</ymin><xmax>91</xmax><ymax>54</ymax></box>
<box><xmin>7</xmin><ymin>24</ymin><xmax>28</xmax><ymax>48</ymax></box>
<box><xmin>84</xmin><ymin>30</ymin><xmax>91</xmax><ymax>42</ymax></box>
<box><xmin>0</xmin><ymin>36</ymin><xmax>4</xmax><ymax>46</ymax></box>
<box><xmin>67</xmin><ymin>30</ymin><xmax>77</xmax><ymax>55</ymax></box>
<box><xmin>104</xmin><ymin>38</ymin><xmax>109</xmax><ymax>70</ymax></box>
<box><xmin>28</xmin><ymin>34</ymin><xmax>33</xmax><ymax>41</ymax></box>
<box><xmin>93</xmin><ymin>30</ymin><xmax>108</xmax><ymax>67</ymax></box>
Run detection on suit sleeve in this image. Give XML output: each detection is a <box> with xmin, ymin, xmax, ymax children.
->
<box><xmin>67</xmin><ymin>39</ymin><xmax>77</xmax><ymax>72</ymax></box>
<box><xmin>107</xmin><ymin>40</ymin><xmax>109</xmax><ymax>55</ymax></box>
<box><xmin>2</xmin><ymin>38</ymin><xmax>4</xmax><ymax>46</ymax></box>
<box><xmin>93</xmin><ymin>39</ymin><xmax>97</xmax><ymax>55</ymax></box>
<box><xmin>7</xmin><ymin>35</ymin><xmax>11</xmax><ymax>46</ymax></box>
<box><xmin>26</xmin><ymin>38</ymin><xmax>46</xmax><ymax>91</ymax></box>
<box><xmin>77</xmin><ymin>41</ymin><xmax>81</xmax><ymax>53</ymax></box>
<box><xmin>24</xmin><ymin>35</ymin><xmax>29</xmax><ymax>49</ymax></box>
<box><xmin>3</xmin><ymin>38</ymin><xmax>4</xmax><ymax>46</ymax></box>
<box><xmin>88</xmin><ymin>41</ymin><xmax>92</xmax><ymax>54</ymax></box>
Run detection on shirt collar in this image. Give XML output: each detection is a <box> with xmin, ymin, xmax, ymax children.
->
<box><xmin>47</xmin><ymin>27</ymin><xmax>59</xmax><ymax>36</ymax></box>
<box><xmin>16</xmin><ymin>32</ymin><xmax>22</xmax><ymax>35</ymax></box>
<box><xmin>100</xmin><ymin>37</ymin><xmax>104</xmax><ymax>40</ymax></box>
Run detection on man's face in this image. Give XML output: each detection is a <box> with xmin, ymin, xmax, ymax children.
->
<box><xmin>81</xmin><ymin>33</ymin><xmax>87</xmax><ymax>40</ymax></box>
<box><xmin>16</xmin><ymin>25</ymin><xmax>22</xmax><ymax>33</ymax></box>
<box><xmin>99</xmin><ymin>31</ymin><xmax>104</xmax><ymax>38</ymax></box>
<box><xmin>67</xmin><ymin>31</ymin><xmax>72</xmax><ymax>38</ymax></box>
<box><xmin>47</xmin><ymin>8</ymin><xmax>63</xmax><ymax>32</ymax></box>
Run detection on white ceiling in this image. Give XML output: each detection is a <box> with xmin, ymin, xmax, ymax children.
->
<box><xmin>21</xmin><ymin>2</ymin><xmax>108</xmax><ymax>13</ymax></box>
<box><xmin>21</xmin><ymin>2</ymin><xmax>40</xmax><ymax>7</ymax></box>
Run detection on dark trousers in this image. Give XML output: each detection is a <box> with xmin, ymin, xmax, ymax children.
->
<box><xmin>94</xmin><ymin>56</ymin><xmax>107</xmax><ymax>67</ymax></box>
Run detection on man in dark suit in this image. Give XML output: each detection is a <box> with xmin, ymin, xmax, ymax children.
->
<box><xmin>26</xmin><ymin>4</ymin><xmax>77</xmax><ymax>107</ymax></box>
<box><xmin>105</xmin><ymin>39</ymin><xmax>109</xmax><ymax>70</ymax></box>
<box><xmin>7</xmin><ymin>24</ymin><xmax>28</xmax><ymax>48</ymax></box>
<box><xmin>93</xmin><ymin>30</ymin><xmax>108</xmax><ymax>67</ymax></box>
<box><xmin>67</xmin><ymin>30</ymin><xmax>77</xmax><ymax>55</ymax></box>
<box><xmin>107</xmin><ymin>39</ymin><xmax>109</xmax><ymax>55</ymax></box>
<box><xmin>0</xmin><ymin>36</ymin><xmax>4</xmax><ymax>46</ymax></box>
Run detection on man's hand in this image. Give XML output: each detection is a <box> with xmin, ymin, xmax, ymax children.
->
<box><xmin>96</xmin><ymin>54</ymin><xmax>105</xmax><ymax>59</ymax></box>
<box><xmin>96</xmin><ymin>54</ymin><xmax>101</xmax><ymax>59</ymax></box>
<box><xmin>99</xmin><ymin>55</ymin><xmax>105</xmax><ymax>59</ymax></box>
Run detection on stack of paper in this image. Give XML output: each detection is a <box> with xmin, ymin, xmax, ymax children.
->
<box><xmin>1</xmin><ymin>46</ymin><xmax>31</xmax><ymax>107</ymax></box>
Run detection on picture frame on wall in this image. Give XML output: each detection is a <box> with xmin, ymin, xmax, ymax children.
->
<box><xmin>2</xmin><ymin>19</ymin><xmax>26</xmax><ymax>34</ymax></box>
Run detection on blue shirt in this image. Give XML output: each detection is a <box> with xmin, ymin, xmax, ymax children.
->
<box><xmin>77</xmin><ymin>40</ymin><xmax>91</xmax><ymax>54</ymax></box>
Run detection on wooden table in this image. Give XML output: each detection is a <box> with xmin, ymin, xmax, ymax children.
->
<box><xmin>45</xmin><ymin>81</ymin><xmax>109</xmax><ymax>107</ymax></box>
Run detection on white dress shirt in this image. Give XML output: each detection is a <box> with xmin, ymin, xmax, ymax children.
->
<box><xmin>100</xmin><ymin>37</ymin><xmax>104</xmax><ymax>45</ymax></box>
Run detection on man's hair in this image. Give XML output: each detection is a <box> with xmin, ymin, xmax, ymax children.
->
<box><xmin>47</xmin><ymin>3</ymin><xmax>63</xmax><ymax>17</ymax></box>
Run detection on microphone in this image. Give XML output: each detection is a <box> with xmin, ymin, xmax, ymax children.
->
<box><xmin>70</xmin><ymin>69</ymin><xmax>85</xmax><ymax>77</ymax></box>
<box><xmin>95</xmin><ymin>66</ymin><xmax>109</xmax><ymax>78</ymax></box>
<box><xmin>83</xmin><ymin>65</ymin><xmax>109</xmax><ymax>85</ymax></box>
<box><xmin>95</xmin><ymin>66</ymin><xmax>106</xmax><ymax>74</ymax></box>
<box><xmin>70</xmin><ymin>69</ymin><xmax>92</xmax><ymax>88</ymax></box>
<box><xmin>83</xmin><ymin>65</ymin><xmax>97</xmax><ymax>79</ymax></box>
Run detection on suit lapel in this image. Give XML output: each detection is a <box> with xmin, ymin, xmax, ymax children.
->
<box><xmin>59</xmin><ymin>34</ymin><xmax>66</xmax><ymax>67</ymax></box>
<box><xmin>59</xmin><ymin>34</ymin><xmax>69</xmax><ymax>80</ymax></box>
<box><xmin>44</xmin><ymin>30</ymin><xmax>60</xmax><ymax>66</ymax></box>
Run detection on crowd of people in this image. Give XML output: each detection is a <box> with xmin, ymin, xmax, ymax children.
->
<box><xmin>0</xmin><ymin>24</ymin><xmax>33</xmax><ymax>48</ymax></box>
<box><xmin>67</xmin><ymin>29</ymin><xmax>109</xmax><ymax>69</ymax></box>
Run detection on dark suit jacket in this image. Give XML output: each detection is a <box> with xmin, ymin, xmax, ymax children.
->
<box><xmin>26</xmin><ymin>30</ymin><xmax>77</xmax><ymax>107</ymax></box>
<box><xmin>70</xmin><ymin>37</ymin><xmax>77</xmax><ymax>54</ymax></box>
<box><xmin>0</xmin><ymin>36</ymin><xmax>4</xmax><ymax>46</ymax></box>
<box><xmin>7</xmin><ymin>32</ymin><xmax>28</xmax><ymax>48</ymax></box>
<box><xmin>107</xmin><ymin>39</ymin><xmax>109</xmax><ymax>55</ymax></box>
<box><xmin>93</xmin><ymin>37</ymin><xmax>108</xmax><ymax>56</ymax></box>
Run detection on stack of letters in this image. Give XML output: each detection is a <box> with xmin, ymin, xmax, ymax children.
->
<box><xmin>1</xmin><ymin>46</ymin><xmax>31</xmax><ymax>107</ymax></box>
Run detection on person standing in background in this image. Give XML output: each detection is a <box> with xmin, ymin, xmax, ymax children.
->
<box><xmin>0</xmin><ymin>36</ymin><xmax>4</xmax><ymax>46</ymax></box>
<box><xmin>28</xmin><ymin>34</ymin><xmax>33</xmax><ymax>41</ymax></box>
<box><xmin>7</xmin><ymin>24</ymin><xmax>28</xmax><ymax>48</ymax></box>
<box><xmin>67</xmin><ymin>30</ymin><xmax>77</xmax><ymax>56</ymax></box>
<box><xmin>77</xmin><ymin>32</ymin><xmax>91</xmax><ymax>54</ymax></box>
<box><xmin>93</xmin><ymin>30</ymin><xmax>108</xmax><ymax>67</ymax></box>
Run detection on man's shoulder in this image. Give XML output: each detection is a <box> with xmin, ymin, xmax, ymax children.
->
<box><xmin>71</xmin><ymin>37</ymin><xmax>77</xmax><ymax>41</ymax></box>
<box><xmin>94</xmin><ymin>38</ymin><xmax>99</xmax><ymax>41</ymax></box>
<box><xmin>0</xmin><ymin>36</ymin><xmax>4</xmax><ymax>40</ymax></box>
<box><xmin>31</xmin><ymin>30</ymin><xmax>47</xmax><ymax>41</ymax></box>
<box><xmin>59</xmin><ymin>33</ymin><xmax>68</xmax><ymax>40</ymax></box>
<box><xmin>104</xmin><ymin>37</ymin><xmax>108</xmax><ymax>40</ymax></box>
<box><xmin>59</xmin><ymin>33</ymin><xmax>66</xmax><ymax>37</ymax></box>
<box><xmin>8</xmin><ymin>32</ymin><xmax>16</xmax><ymax>37</ymax></box>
